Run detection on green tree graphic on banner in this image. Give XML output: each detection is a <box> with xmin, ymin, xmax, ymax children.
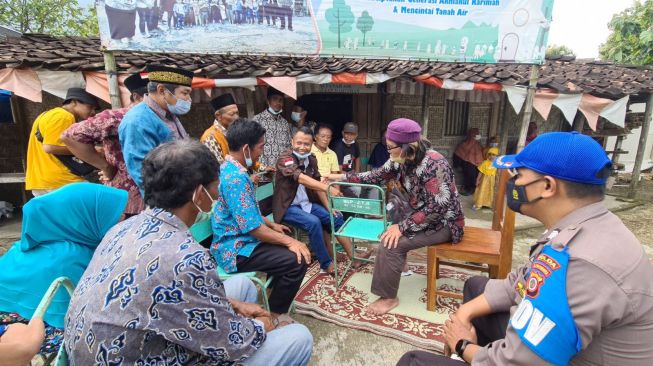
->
<box><xmin>356</xmin><ymin>10</ymin><xmax>374</xmax><ymax>45</ymax></box>
<box><xmin>326</xmin><ymin>0</ymin><xmax>355</xmax><ymax>48</ymax></box>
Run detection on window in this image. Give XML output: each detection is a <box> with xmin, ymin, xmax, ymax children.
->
<box><xmin>444</xmin><ymin>100</ymin><xmax>469</xmax><ymax>136</ymax></box>
<box><xmin>0</xmin><ymin>90</ymin><xmax>13</xmax><ymax>124</ymax></box>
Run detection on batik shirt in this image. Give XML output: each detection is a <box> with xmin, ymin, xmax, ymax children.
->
<box><xmin>252</xmin><ymin>109</ymin><xmax>292</xmax><ymax>169</ymax></box>
<box><xmin>62</xmin><ymin>106</ymin><xmax>144</xmax><ymax>215</ymax></box>
<box><xmin>346</xmin><ymin>150</ymin><xmax>465</xmax><ymax>242</ymax></box>
<box><xmin>63</xmin><ymin>208</ymin><xmax>266</xmax><ymax>365</ymax></box>
<box><xmin>211</xmin><ymin>155</ymin><xmax>264</xmax><ymax>273</ymax></box>
<box><xmin>201</xmin><ymin>121</ymin><xmax>229</xmax><ymax>164</ymax></box>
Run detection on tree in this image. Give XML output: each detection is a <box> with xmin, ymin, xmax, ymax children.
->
<box><xmin>325</xmin><ymin>0</ymin><xmax>355</xmax><ymax>48</ymax></box>
<box><xmin>0</xmin><ymin>0</ymin><xmax>99</xmax><ymax>37</ymax></box>
<box><xmin>599</xmin><ymin>0</ymin><xmax>653</xmax><ymax>65</ymax></box>
<box><xmin>356</xmin><ymin>10</ymin><xmax>374</xmax><ymax>45</ymax></box>
<box><xmin>545</xmin><ymin>44</ymin><xmax>575</xmax><ymax>58</ymax></box>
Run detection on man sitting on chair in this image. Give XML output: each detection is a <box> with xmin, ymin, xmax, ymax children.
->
<box><xmin>211</xmin><ymin>119</ymin><xmax>310</xmax><ymax>325</ymax></box>
<box><xmin>273</xmin><ymin>127</ymin><xmax>368</xmax><ymax>276</ymax></box>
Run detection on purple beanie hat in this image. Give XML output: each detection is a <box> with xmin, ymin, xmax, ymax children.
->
<box><xmin>386</xmin><ymin>118</ymin><xmax>422</xmax><ymax>144</ymax></box>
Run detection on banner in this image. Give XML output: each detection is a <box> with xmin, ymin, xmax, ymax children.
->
<box><xmin>98</xmin><ymin>0</ymin><xmax>553</xmax><ymax>64</ymax></box>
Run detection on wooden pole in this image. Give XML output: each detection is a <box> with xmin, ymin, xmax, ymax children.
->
<box><xmin>103</xmin><ymin>50</ymin><xmax>122</xmax><ymax>109</ymax></box>
<box><xmin>498</xmin><ymin>93</ymin><xmax>510</xmax><ymax>155</ymax></box>
<box><xmin>628</xmin><ymin>93</ymin><xmax>653</xmax><ymax>199</ymax></box>
<box><xmin>516</xmin><ymin>64</ymin><xmax>540</xmax><ymax>153</ymax></box>
<box><xmin>421</xmin><ymin>85</ymin><xmax>431</xmax><ymax>138</ymax></box>
<box><xmin>246</xmin><ymin>90</ymin><xmax>255</xmax><ymax>118</ymax></box>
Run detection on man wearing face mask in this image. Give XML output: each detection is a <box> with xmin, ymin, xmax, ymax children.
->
<box><xmin>253</xmin><ymin>87</ymin><xmax>296</xmax><ymax>170</ymax></box>
<box><xmin>291</xmin><ymin>97</ymin><xmax>315</xmax><ymax>133</ymax></box>
<box><xmin>119</xmin><ymin>64</ymin><xmax>192</xmax><ymax>192</ymax></box>
<box><xmin>273</xmin><ymin>127</ymin><xmax>366</xmax><ymax>275</ymax></box>
<box><xmin>328</xmin><ymin>118</ymin><xmax>464</xmax><ymax>315</ymax></box>
<box><xmin>397</xmin><ymin>132</ymin><xmax>653</xmax><ymax>366</ymax></box>
<box><xmin>212</xmin><ymin>118</ymin><xmax>311</xmax><ymax>326</ymax></box>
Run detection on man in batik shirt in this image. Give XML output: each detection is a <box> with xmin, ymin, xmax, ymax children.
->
<box><xmin>64</xmin><ymin>139</ymin><xmax>313</xmax><ymax>366</ymax></box>
<box><xmin>252</xmin><ymin>87</ymin><xmax>299</xmax><ymax>169</ymax></box>
<box><xmin>62</xmin><ymin>73</ymin><xmax>148</xmax><ymax>216</ymax></box>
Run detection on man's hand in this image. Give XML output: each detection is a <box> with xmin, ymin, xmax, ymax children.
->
<box><xmin>0</xmin><ymin>318</ymin><xmax>45</xmax><ymax>365</ymax></box>
<box><xmin>255</xmin><ymin>316</ymin><xmax>277</xmax><ymax>332</ymax></box>
<box><xmin>444</xmin><ymin>314</ymin><xmax>477</xmax><ymax>354</ymax></box>
<box><xmin>326</xmin><ymin>173</ymin><xmax>345</xmax><ymax>182</ymax></box>
<box><xmin>287</xmin><ymin>240</ymin><xmax>311</xmax><ymax>264</ymax></box>
<box><xmin>328</xmin><ymin>186</ymin><xmax>342</xmax><ymax>197</ymax></box>
<box><xmin>264</xmin><ymin>165</ymin><xmax>276</xmax><ymax>173</ymax></box>
<box><xmin>270</xmin><ymin>223</ymin><xmax>292</xmax><ymax>235</ymax></box>
<box><xmin>231</xmin><ymin>300</ymin><xmax>269</xmax><ymax>318</ymax></box>
<box><xmin>250</xmin><ymin>174</ymin><xmax>261</xmax><ymax>185</ymax></box>
<box><xmin>380</xmin><ymin>224</ymin><xmax>402</xmax><ymax>249</ymax></box>
<box><xmin>99</xmin><ymin>164</ymin><xmax>117</xmax><ymax>183</ymax></box>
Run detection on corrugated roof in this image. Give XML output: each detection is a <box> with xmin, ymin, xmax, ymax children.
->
<box><xmin>1</xmin><ymin>34</ymin><xmax>652</xmax><ymax>99</ymax></box>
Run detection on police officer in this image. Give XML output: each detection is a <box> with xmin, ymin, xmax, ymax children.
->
<box><xmin>397</xmin><ymin>132</ymin><xmax>653</xmax><ymax>366</ymax></box>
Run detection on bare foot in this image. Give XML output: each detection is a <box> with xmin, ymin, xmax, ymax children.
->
<box><xmin>320</xmin><ymin>262</ymin><xmax>335</xmax><ymax>276</ymax></box>
<box><xmin>351</xmin><ymin>250</ymin><xmax>372</xmax><ymax>269</ymax></box>
<box><xmin>365</xmin><ymin>297</ymin><xmax>399</xmax><ymax>315</ymax></box>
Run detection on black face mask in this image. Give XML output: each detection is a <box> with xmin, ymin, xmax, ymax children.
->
<box><xmin>506</xmin><ymin>176</ymin><xmax>545</xmax><ymax>214</ymax></box>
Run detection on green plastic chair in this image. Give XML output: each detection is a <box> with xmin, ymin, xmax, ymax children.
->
<box><xmin>31</xmin><ymin>277</ymin><xmax>75</xmax><ymax>366</ymax></box>
<box><xmin>327</xmin><ymin>182</ymin><xmax>388</xmax><ymax>287</ymax></box>
<box><xmin>189</xmin><ymin>182</ymin><xmax>276</xmax><ymax>311</ymax></box>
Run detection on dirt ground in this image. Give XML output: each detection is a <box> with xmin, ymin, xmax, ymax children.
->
<box><xmin>1</xmin><ymin>179</ymin><xmax>652</xmax><ymax>366</ymax></box>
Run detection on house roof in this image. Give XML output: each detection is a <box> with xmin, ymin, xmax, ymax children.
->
<box><xmin>1</xmin><ymin>34</ymin><xmax>652</xmax><ymax>100</ymax></box>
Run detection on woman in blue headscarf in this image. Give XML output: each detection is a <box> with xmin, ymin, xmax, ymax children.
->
<box><xmin>0</xmin><ymin>182</ymin><xmax>127</xmax><ymax>355</ymax></box>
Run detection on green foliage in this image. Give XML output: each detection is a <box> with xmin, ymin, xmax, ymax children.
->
<box><xmin>545</xmin><ymin>44</ymin><xmax>575</xmax><ymax>58</ymax></box>
<box><xmin>0</xmin><ymin>0</ymin><xmax>99</xmax><ymax>37</ymax></box>
<box><xmin>325</xmin><ymin>0</ymin><xmax>355</xmax><ymax>48</ymax></box>
<box><xmin>600</xmin><ymin>0</ymin><xmax>653</xmax><ymax>65</ymax></box>
<box><xmin>356</xmin><ymin>10</ymin><xmax>374</xmax><ymax>45</ymax></box>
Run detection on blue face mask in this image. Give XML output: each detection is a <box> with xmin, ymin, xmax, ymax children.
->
<box><xmin>268</xmin><ymin>107</ymin><xmax>282</xmax><ymax>115</ymax></box>
<box><xmin>166</xmin><ymin>90</ymin><xmax>192</xmax><ymax>115</ymax></box>
<box><xmin>244</xmin><ymin>146</ymin><xmax>253</xmax><ymax>168</ymax></box>
<box><xmin>293</xmin><ymin>151</ymin><xmax>311</xmax><ymax>160</ymax></box>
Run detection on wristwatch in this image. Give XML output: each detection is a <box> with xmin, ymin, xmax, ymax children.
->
<box><xmin>455</xmin><ymin>339</ymin><xmax>473</xmax><ymax>360</ymax></box>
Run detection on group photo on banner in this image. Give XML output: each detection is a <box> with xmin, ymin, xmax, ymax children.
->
<box><xmin>98</xmin><ymin>0</ymin><xmax>553</xmax><ymax>63</ymax></box>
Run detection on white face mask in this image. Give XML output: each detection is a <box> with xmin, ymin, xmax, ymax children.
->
<box><xmin>243</xmin><ymin>145</ymin><xmax>253</xmax><ymax>168</ymax></box>
<box><xmin>268</xmin><ymin>107</ymin><xmax>282</xmax><ymax>115</ymax></box>
<box><xmin>192</xmin><ymin>185</ymin><xmax>215</xmax><ymax>215</ymax></box>
<box><xmin>291</xmin><ymin>112</ymin><xmax>302</xmax><ymax>123</ymax></box>
<box><xmin>342</xmin><ymin>138</ymin><xmax>355</xmax><ymax>145</ymax></box>
<box><xmin>390</xmin><ymin>155</ymin><xmax>406</xmax><ymax>164</ymax></box>
<box><xmin>474</xmin><ymin>135</ymin><xmax>482</xmax><ymax>141</ymax></box>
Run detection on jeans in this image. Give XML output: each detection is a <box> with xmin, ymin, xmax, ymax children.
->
<box><xmin>223</xmin><ymin>276</ymin><xmax>313</xmax><ymax>366</ymax></box>
<box><xmin>282</xmin><ymin>204</ymin><xmax>344</xmax><ymax>270</ymax></box>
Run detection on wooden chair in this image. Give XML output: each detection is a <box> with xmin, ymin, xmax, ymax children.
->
<box><xmin>426</xmin><ymin>170</ymin><xmax>516</xmax><ymax>311</ymax></box>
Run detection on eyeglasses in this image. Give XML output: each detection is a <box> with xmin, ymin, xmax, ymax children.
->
<box><xmin>386</xmin><ymin>145</ymin><xmax>400</xmax><ymax>153</ymax></box>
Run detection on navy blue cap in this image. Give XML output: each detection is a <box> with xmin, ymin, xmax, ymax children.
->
<box><xmin>493</xmin><ymin>132</ymin><xmax>612</xmax><ymax>185</ymax></box>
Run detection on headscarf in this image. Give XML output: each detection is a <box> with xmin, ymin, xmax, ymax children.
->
<box><xmin>478</xmin><ymin>147</ymin><xmax>499</xmax><ymax>176</ymax></box>
<box><xmin>454</xmin><ymin>128</ymin><xmax>484</xmax><ymax>166</ymax></box>
<box><xmin>0</xmin><ymin>183</ymin><xmax>128</xmax><ymax>327</ymax></box>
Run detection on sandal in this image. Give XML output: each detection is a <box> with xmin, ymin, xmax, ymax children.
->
<box><xmin>275</xmin><ymin>313</ymin><xmax>297</xmax><ymax>328</ymax></box>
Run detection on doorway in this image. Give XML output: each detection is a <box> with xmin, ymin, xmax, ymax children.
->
<box><xmin>297</xmin><ymin>93</ymin><xmax>353</xmax><ymax>141</ymax></box>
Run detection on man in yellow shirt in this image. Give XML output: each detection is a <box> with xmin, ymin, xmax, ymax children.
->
<box><xmin>310</xmin><ymin>124</ymin><xmax>340</xmax><ymax>180</ymax></box>
<box><xmin>25</xmin><ymin>88</ymin><xmax>99</xmax><ymax>196</ymax></box>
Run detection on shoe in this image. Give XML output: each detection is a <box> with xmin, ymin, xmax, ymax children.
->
<box><xmin>401</xmin><ymin>270</ymin><xmax>413</xmax><ymax>277</ymax></box>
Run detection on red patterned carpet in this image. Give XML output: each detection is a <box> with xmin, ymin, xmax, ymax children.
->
<box><xmin>294</xmin><ymin>259</ymin><xmax>475</xmax><ymax>352</ymax></box>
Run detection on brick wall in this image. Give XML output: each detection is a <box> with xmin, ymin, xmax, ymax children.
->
<box><xmin>390</xmin><ymin>88</ymin><xmax>495</xmax><ymax>159</ymax></box>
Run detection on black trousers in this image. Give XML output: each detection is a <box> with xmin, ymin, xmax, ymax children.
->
<box><xmin>396</xmin><ymin>276</ymin><xmax>510</xmax><ymax>365</ymax></box>
<box><xmin>461</xmin><ymin>160</ymin><xmax>479</xmax><ymax>194</ymax></box>
<box><xmin>236</xmin><ymin>243</ymin><xmax>308</xmax><ymax>314</ymax></box>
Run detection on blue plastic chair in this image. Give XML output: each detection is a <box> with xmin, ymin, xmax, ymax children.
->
<box><xmin>189</xmin><ymin>182</ymin><xmax>276</xmax><ymax>311</ymax></box>
<box><xmin>30</xmin><ymin>277</ymin><xmax>74</xmax><ymax>366</ymax></box>
<box><xmin>326</xmin><ymin>182</ymin><xmax>388</xmax><ymax>287</ymax></box>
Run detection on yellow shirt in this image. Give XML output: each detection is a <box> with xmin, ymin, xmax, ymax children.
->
<box><xmin>311</xmin><ymin>144</ymin><xmax>340</xmax><ymax>177</ymax></box>
<box><xmin>25</xmin><ymin>107</ymin><xmax>84</xmax><ymax>190</ymax></box>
